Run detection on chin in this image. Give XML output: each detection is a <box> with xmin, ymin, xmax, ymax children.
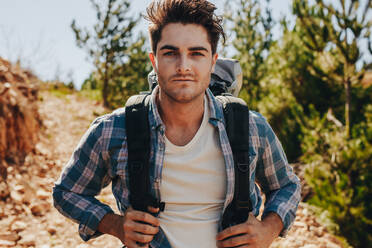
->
<box><xmin>168</xmin><ymin>91</ymin><xmax>201</xmax><ymax>103</ymax></box>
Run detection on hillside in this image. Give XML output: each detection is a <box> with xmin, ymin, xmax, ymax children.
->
<box><xmin>0</xmin><ymin>60</ymin><xmax>347</xmax><ymax>247</ymax></box>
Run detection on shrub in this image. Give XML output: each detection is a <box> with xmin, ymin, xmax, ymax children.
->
<box><xmin>301</xmin><ymin>105</ymin><xmax>372</xmax><ymax>247</ymax></box>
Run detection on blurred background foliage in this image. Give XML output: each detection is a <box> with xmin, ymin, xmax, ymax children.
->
<box><xmin>71</xmin><ymin>0</ymin><xmax>371</xmax><ymax>246</ymax></box>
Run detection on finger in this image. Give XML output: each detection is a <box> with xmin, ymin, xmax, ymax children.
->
<box><xmin>148</xmin><ymin>206</ymin><xmax>160</xmax><ymax>214</ymax></box>
<box><xmin>132</xmin><ymin>221</ymin><xmax>159</xmax><ymax>235</ymax></box>
<box><xmin>124</xmin><ymin>240</ymin><xmax>137</xmax><ymax>248</ymax></box>
<box><xmin>136</xmin><ymin>243</ymin><xmax>149</xmax><ymax>248</ymax></box>
<box><xmin>216</xmin><ymin>223</ymin><xmax>248</xmax><ymax>241</ymax></box>
<box><xmin>129</xmin><ymin>231</ymin><xmax>155</xmax><ymax>244</ymax></box>
<box><xmin>217</xmin><ymin>234</ymin><xmax>255</xmax><ymax>247</ymax></box>
<box><xmin>128</xmin><ymin>210</ymin><xmax>160</xmax><ymax>227</ymax></box>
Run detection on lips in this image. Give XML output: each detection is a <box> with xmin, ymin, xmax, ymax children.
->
<box><xmin>172</xmin><ymin>78</ymin><xmax>194</xmax><ymax>82</ymax></box>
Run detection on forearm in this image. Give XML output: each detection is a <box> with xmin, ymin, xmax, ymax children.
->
<box><xmin>97</xmin><ymin>213</ymin><xmax>123</xmax><ymax>239</ymax></box>
<box><xmin>261</xmin><ymin>212</ymin><xmax>284</xmax><ymax>240</ymax></box>
<box><xmin>53</xmin><ymin>186</ymin><xmax>114</xmax><ymax>241</ymax></box>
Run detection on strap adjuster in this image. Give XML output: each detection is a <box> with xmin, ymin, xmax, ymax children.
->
<box><xmin>237</xmin><ymin>199</ymin><xmax>252</xmax><ymax>210</ymax></box>
<box><xmin>237</xmin><ymin>162</ymin><xmax>249</xmax><ymax>172</ymax></box>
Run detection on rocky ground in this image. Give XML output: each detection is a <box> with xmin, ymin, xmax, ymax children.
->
<box><xmin>0</xmin><ymin>90</ymin><xmax>348</xmax><ymax>248</ymax></box>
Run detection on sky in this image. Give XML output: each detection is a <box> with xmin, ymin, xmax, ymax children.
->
<box><xmin>0</xmin><ymin>0</ymin><xmax>298</xmax><ymax>89</ymax></box>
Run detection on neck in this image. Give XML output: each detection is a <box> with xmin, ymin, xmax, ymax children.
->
<box><xmin>157</xmin><ymin>90</ymin><xmax>205</xmax><ymax>129</ymax></box>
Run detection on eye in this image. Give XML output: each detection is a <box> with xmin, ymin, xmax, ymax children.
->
<box><xmin>163</xmin><ymin>51</ymin><xmax>176</xmax><ymax>56</ymax></box>
<box><xmin>191</xmin><ymin>52</ymin><xmax>204</xmax><ymax>56</ymax></box>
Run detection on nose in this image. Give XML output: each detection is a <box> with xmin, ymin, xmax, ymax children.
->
<box><xmin>176</xmin><ymin>54</ymin><xmax>191</xmax><ymax>73</ymax></box>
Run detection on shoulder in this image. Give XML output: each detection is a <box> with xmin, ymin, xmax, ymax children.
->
<box><xmin>88</xmin><ymin>107</ymin><xmax>127</xmax><ymax>144</ymax></box>
<box><xmin>248</xmin><ymin>110</ymin><xmax>274</xmax><ymax>144</ymax></box>
<box><xmin>249</xmin><ymin>111</ymin><xmax>269</xmax><ymax>132</ymax></box>
<box><xmin>91</xmin><ymin>107</ymin><xmax>126</xmax><ymax>128</ymax></box>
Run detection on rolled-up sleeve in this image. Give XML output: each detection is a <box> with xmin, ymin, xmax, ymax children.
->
<box><xmin>52</xmin><ymin>118</ymin><xmax>114</xmax><ymax>241</ymax></box>
<box><xmin>255</xmin><ymin>117</ymin><xmax>301</xmax><ymax>237</ymax></box>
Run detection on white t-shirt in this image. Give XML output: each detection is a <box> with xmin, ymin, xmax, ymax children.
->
<box><xmin>159</xmin><ymin>98</ymin><xmax>227</xmax><ymax>248</ymax></box>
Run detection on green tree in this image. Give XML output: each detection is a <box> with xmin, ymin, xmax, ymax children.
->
<box><xmin>292</xmin><ymin>0</ymin><xmax>372</xmax><ymax>138</ymax></box>
<box><xmin>71</xmin><ymin>0</ymin><xmax>139</xmax><ymax>108</ymax></box>
<box><xmin>225</xmin><ymin>0</ymin><xmax>274</xmax><ymax>110</ymax></box>
<box><xmin>105</xmin><ymin>35</ymin><xmax>152</xmax><ymax>108</ymax></box>
<box><xmin>258</xmin><ymin>21</ymin><xmax>344</xmax><ymax>161</ymax></box>
<box><xmin>300</xmin><ymin>103</ymin><xmax>372</xmax><ymax>247</ymax></box>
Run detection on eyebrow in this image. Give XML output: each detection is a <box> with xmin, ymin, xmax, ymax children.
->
<box><xmin>159</xmin><ymin>45</ymin><xmax>209</xmax><ymax>52</ymax></box>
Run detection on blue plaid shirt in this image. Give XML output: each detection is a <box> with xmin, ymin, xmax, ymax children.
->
<box><xmin>53</xmin><ymin>88</ymin><xmax>301</xmax><ymax>247</ymax></box>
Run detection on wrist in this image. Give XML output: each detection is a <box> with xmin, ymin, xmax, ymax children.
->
<box><xmin>98</xmin><ymin>213</ymin><xmax>123</xmax><ymax>239</ymax></box>
<box><xmin>262</xmin><ymin>212</ymin><xmax>283</xmax><ymax>239</ymax></box>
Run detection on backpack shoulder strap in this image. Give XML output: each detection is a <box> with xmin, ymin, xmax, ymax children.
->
<box><xmin>216</xmin><ymin>95</ymin><xmax>252</xmax><ymax>229</ymax></box>
<box><xmin>125</xmin><ymin>94</ymin><xmax>164</xmax><ymax>212</ymax></box>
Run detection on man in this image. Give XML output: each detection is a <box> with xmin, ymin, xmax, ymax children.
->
<box><xmin>53</xmin><ymin>0</ymin><xmax>301</xmax><ymax>247</ymax></box>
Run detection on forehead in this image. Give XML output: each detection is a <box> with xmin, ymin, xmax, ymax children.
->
<box><xmin>157</xmin><ymin>23</ymin><xmax>211</xmax><ymax>51</ymax></box>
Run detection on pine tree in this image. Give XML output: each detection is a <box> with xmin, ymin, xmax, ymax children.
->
<box><xmin>71</xmin><ymin>0</ymin><xmax>139</xmax><ymax>108</ymax></box>
<box><xmin>225</xmin><ymin>0</ymin><xmax>274</xmax><ymax>110</ymax></box>
<box><xmin>292</xmin><ymin>0</ymin><xmax>372</xmax><ymax>138</ymax></box>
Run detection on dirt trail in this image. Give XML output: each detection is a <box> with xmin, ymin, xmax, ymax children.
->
<box><xmin>0</xmin><ymin>90</ymin><xmax>346</xmax><ymax>247</ymax></box>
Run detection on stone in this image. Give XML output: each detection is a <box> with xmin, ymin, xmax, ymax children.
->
<box><xmin>11</xmin><ymin>221</ymin><xmax>27</xmax><ymax>232</ymax></box>
<box><xmin>30</xmin><ymin>203</ymin><xmax>44</xmax><ymax>216</ymax></box>
<box><xmin>302</xmin><ymin>245</ymin><xmax>318</xmax><ymax>248</ymax></box>
<box><xmin>76</xmin><ymin>244</ymin><xmax>90</xmax><ymax>248</ymax></box>
<box><xmin>10</xmin><ymin>190</ymin><xmax>23</xmax><ymax>203</ymax></box>
<box><xmin>13</xmin><ymin>184</ymin><xmax>25</xmax><ymax>193</ymax></box>
<box><xmin>0</xmin><ymin>239</ymin><xmax>16</xmax><ymax>247</ymax></box>
<box><xmin>18</xmin><ymin>234</ymin><xmax>36</xmax><ymax>246</ymax></box>
<box><xmin>293</xmin><ymin>221</ymin><xmax>307</xmax><ymax>229</ymax></box>
<box><xmin>0</xmin><ymin>232</ymin><xmax>19</xmax><ymax>241</ymax></box>
<box><xmin>36</xmin><ymin>189</ymin><xmax>50</xmax><ymax>200</ymax></box>
<box><xmin>47</xmin><ymin>226</ymin><xmax>57</xmax><ymax>235</ymax></box>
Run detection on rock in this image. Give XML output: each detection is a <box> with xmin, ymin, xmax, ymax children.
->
<box><xmin>53</xmin><ymin>217</ymin><xmax>65</xmax><ymax>227</ymax></box>
<box><xmin>302</xmin><ymin>245</ymin><xmax>318</xmax><ymax>248</ymax></box>
<box><xmin>76</xmin><ymin>244</ymin><xmax>90</xmax><ymax>248</ymax></box>
<box><xmin>309</xmin><ymin>226</ymin><xmax>324</xmax><ymax>237</ymax></box>
<box><xmin>0</xmin><ymin>181</ymin><xmax>10</xmax><ymax>199</ymax></box>
<box><xmin>11</xmin><ymin>221</ymin><xmax>27</xmax><ymax>232</ymax></box>
<box><xmin>9</xmin><ymin>190</ymin><xmax>23</xmax><ymax>203</ymax></box>
<box><xmin>30</xmin><ymin>203</ymin><xmax>44</xmax><ymax>216</ymax></box>
<box><xmin>35</xmin><ymin>142</ymin><xmax>50</xmax><ymax>157</ymax></box>
<box><xmin>293</xmin><ymin>221</ymin><xmax>307</xmax><ymax>229</ymax></box>
<box><xmin>30</xmin><ymin>201</ymin><xmax>51</xmax><ymax>216</ymax></box>
<box><xmin>47</xmin><ymin>225</ymin><xmax>57</xmax><ymax>235</ymax></box>
<box><xmin>13</xmin><ymin>184</ymin><xmax>25</xmax><ymax>193</ymax></box>
<box><xmin>0</xmin><ymin>239</ymin><xmax>16</xmax><ymax>247</ymax></box>
<box><xmin>0</xmin><ymin>232</ymin><xmax>19</xmax><ymax>241</ymax></box>
<box><xmin>18</xmin><ymin>234</ymin><xmax>36</xmax><ymax>246</ymax></box>
<box><xmin>36</xmin><ymin>189</ymin><xmax>49</xmax><ymax>200</ymax></box>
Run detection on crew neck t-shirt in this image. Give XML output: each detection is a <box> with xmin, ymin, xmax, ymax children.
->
<box><xmin>159</xmin><ymin>97</ymin><xmax>227</xmax><ymax>248</ymax></box>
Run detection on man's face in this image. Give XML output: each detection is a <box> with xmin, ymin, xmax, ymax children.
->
<box><xmin>149</xmin><ymin>23</ymin><xmax>218</xmax><ymax>104</ymax></box>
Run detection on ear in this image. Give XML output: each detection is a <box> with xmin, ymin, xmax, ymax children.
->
<box><xmin>211</xmin><ymin>53</ymin><xmax>218</xmax><ymax>72</ymax></box>
<box><xmin>149</xmin><ymin>52</ymin><xmax>157</xmax><ymax>72</ymax></box>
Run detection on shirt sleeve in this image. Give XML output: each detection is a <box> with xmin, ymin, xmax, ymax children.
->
<box><xmin>52</xmin><ymin>117</ymin><xmax>114</xmax><ymax>241</ymax></box>
<box><xmin>255</xmin><ymin>116</ymin><xmax>301</xmax><ymax>237</ymax></box>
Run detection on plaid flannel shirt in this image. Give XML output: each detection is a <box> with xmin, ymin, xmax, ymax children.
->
<box><xmin>53</xmin><ymin>87</ymin><xmax>301</xmax><ymax>247</ymax></box>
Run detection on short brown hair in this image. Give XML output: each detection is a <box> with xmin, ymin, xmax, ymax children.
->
<box><xmin>145</xmin><ymin>0</ymin><xmax>225</xmax><ymax>55</ymax></box>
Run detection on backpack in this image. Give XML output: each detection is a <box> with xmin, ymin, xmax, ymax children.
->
<box><xmin>125</xmin><ymin>58</ymin><xmax>252</xmax><ymax>230</ymax></box>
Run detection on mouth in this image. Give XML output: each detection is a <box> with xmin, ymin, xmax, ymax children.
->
<box><xmin>172</xmin><ymin>78</ymin><xmax>195</xmax><ymax>82</ymax></box>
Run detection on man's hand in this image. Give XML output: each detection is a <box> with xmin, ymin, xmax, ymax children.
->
<box><xmin>98</xmin><ymin>206</ymin><xmax>160</xmax><ymax>248</ymax></box>
<box><xmin>216</xmin><ymin>212</ymin><xmax>283</xmax><ymax>248</ymax></box>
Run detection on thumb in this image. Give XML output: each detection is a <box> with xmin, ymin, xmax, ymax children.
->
<box><xmin>246</xmin><ymin>212</ymin><xmax>257</xmax><ymax>223</ymax></box>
